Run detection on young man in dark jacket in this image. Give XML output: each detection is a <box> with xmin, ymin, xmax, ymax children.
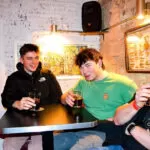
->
<box><xmin>1</xmin><ymin>43</ymin><xmax>62</xmax><ymax>150</ymax></box>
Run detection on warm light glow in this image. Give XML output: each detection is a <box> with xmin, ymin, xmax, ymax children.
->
<box><xmin>142</xmin><ymin>15</ymin><xmax>150</xmax><ymax>24</ymax></box>
<box><xmin>137</xmin><ymin>14</ymin><xmax>145</xmax><ymax>19</ymax></box>
<box><xmin>35</xmin><ymin>33</ymin><xmax>69</xmax><ymax>55</ymax></box>
<box><xmin>127</xmin><ymin>35</ymin><xmax>140</xmax><ymax>42</ymax></box>
<box><xmin>137</xmin><ymin>15</ymin><xmax>150</xmax><ymax>26</ymax></box>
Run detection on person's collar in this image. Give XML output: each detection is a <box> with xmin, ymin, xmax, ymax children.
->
<box><xmin>24</xmin><ymin>68</ymin><xmax>33</xmax><ymax>75</ymax></box>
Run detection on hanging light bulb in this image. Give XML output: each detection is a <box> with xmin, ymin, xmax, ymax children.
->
<box><xmin>136</xmin><ymin>0</ymin><xmax>145</xmax><ymax>19</ymax></box>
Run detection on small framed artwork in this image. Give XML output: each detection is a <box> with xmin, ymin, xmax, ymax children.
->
<box><xmin>125</xmin><ymin>23</ymin><xmax>150</xmax><ymax>73</ymax></box>
<box><xmin>40</xmin><ymin>44</ymin><xmax>87</xmax><ymax>76</ymax></box>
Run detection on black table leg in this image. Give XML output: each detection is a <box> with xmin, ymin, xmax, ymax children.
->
<box><xmin>42</xmin><ymin>131</ymin><xmax>54</xmax><ymax>150</ymax></box>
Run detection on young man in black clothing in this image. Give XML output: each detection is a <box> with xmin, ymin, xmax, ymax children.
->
<box><xmin>113</xmin><ymin>83</ymin><xmax>150</xmax><ymax>150</ymax></box>
<box><xmin>1</xmin><ymin>43</ymin><xmax>62</xmax><ymax>150</ymax></box>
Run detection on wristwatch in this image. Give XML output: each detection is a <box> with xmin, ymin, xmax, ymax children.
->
<box><xmin>125</xmin><ymin>122</ymin><xmax>136</xmax><ymax>135</ymax></box>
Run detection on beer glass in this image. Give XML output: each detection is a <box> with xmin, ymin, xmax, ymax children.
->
<box><xmin>73</xmin><ymin>90</ymin><xmax>83</xmax><ymax>108</ymax></box>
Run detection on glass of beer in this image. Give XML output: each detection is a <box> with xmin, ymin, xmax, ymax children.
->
<box><xmin>73</xmin><ymin>90</ymin><xmax>83</xmax><ymax>108</ymax></box>
<box><xmin>28</xmin><ymin>90</ymin><xmax>41</xmax><ymax>111</ymax></box>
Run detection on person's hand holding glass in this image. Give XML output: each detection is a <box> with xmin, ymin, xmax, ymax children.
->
<box><xmin>135</xmin><ymin>83</ymin><xmax>150</xmax><ymax>107</ymax></box>
<box><xmin>28</xmin><ymin>89</ymin><xmax>42</xmax><ymax>111</ymax></box>
<box><xmin>12</xmin><ymin>95</ymin><xmax>36</xmax><ymax>111</ymax></box>
<box><xmin>65</xmin><ymin>90</ymin><xmax>83</xmax><ymax>108</ymax></box>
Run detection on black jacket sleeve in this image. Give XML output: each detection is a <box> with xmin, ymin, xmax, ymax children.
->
<box><xmin>1</xmin><ymin>76</ymin><xmax>19</xmax><ymax>109</ymax></box>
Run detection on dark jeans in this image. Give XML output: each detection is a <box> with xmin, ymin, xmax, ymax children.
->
<box><xmin>54</xmin><ymin>130</ymin><xmax>106</xmax><ymax>150</ymax></box>
<box><xmin>88</xmin><ymin>145</ymin><xmax>123</xmax><ymax>150</ymax></box>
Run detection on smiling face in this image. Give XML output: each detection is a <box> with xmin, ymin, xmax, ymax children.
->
<box><xmin>80</xmin><ymin>60</ymin><xmax>102</xmax><ymax>81</ymax></box>
<box><xmin>20</xmin><ymin>51</ymin><xmax>40</xmax><ymax>73</ymax></box>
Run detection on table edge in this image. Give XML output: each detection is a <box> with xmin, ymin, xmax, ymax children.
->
<box><xmin>1</xmin><ymin>120</ymin><xmax>99</xmax><ymax>134</ymax></box>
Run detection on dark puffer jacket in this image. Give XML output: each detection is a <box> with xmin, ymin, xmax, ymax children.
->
<box><xmin>1</xmin><ymin>62</ymin><xmax>62</xmax><ymax>109</ymax></box>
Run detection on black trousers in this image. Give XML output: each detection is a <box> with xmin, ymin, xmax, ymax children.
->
<box><xmin>93</xmin><ymin>120</ymin><xmax>124</xmax><ymax>146</ymax></box>
<box><xmin>93</xmin><ymin>120</ymin><xmax>147</xmax><ymax>150</ymax></box>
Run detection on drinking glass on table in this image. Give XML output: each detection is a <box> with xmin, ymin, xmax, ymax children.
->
<box><xmin>28</xmin><ymin>90</ymin><xmax>41</xmax><ymax>111</ymax></box>
<box><xmin>73</xmin><ymin>90</ymin><xmax>83</xmax><ymax>108</ymax></box>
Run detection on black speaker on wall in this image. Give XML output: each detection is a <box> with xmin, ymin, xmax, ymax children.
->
<box><xmin>82</xmin><ymin>1</ymin><xmax>102</xmax><ymax>32</ymax></box>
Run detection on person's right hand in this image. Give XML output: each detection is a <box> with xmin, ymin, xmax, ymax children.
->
<box><xmin>12</xmin><ymin>97</ymin><xmax>36</xmax><ymax>110</ymax></box>
<box><xmin>135</xmin><ymin>83</ymin><xmax>150</xmax><ymax>108</ymax></box>
<box><xmin>65</xmin><ymin>91</ymin><xmax>76</xmax><ymax>107</ymax></box>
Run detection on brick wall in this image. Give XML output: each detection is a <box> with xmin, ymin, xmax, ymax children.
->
<box><xmin>99</xmin><ymin>0</ymin><xmax>150</xmax><ymax>87</ymax></box>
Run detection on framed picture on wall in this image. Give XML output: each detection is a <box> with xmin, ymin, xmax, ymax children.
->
<box><xmin>40</xmin><ymin>45</ymin><xmax>87</xmax><ymax>76</ymax></box>
<box><xmin>125</xmin><ymin>23</ymin><xmax>150</xmax><ymax>73</ymax></box>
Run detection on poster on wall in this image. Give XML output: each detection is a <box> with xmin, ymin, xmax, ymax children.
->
<box><xmin>40</xmin><ymin>45</ymin><xmax>87</xmax><ymax>76</ymax></box>
<box><xmin>125</xmin><ymin>24</ymin><xmax>150</xmax><ymax>72</ymax></box>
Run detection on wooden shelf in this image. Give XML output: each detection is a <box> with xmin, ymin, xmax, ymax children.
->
<box><xmin>57</xmin><ymin>30</ymin><xmax>106</xmax><ymax>35</ymax></box>
<box><xmin>80</xmin><ymin>31</ymin><xmax>105</xmax><ymax>35</ymax></box>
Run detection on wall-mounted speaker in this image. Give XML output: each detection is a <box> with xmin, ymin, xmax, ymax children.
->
<box><xmin>82</xmin><ymin>1</ymin><xmax>102</xmax><ymax>32</ymax></box>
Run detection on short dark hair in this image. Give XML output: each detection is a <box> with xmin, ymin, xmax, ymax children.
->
<box><xmin>19</xmin><ymin>43</ymin><xmax>39</xmax><ymax>57</ymax></box>
<box><xmin>75</xmin><ymin>48</ymin><xmax>105</xmax><ymax>69</ymax></box>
